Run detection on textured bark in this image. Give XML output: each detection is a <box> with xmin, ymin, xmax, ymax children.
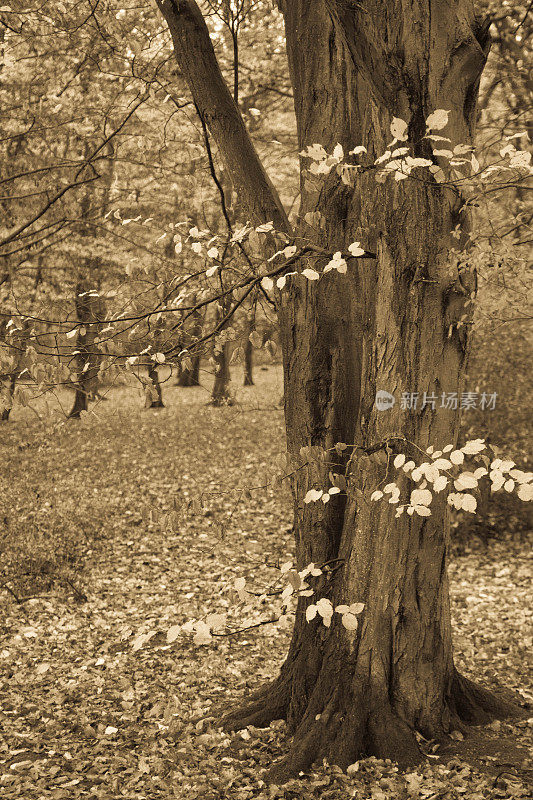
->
<box><xmin>158</xmin><ymin>0</ymin><xmax>518</xmax><ymax>783</ymax></box>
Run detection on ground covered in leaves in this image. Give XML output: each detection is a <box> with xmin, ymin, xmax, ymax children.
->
<box><xmin>1</xmin><ymin>366</ymin><xmax>532</xmax><ymax>799</ymax></box>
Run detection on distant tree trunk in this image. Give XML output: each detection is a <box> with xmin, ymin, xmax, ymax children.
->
<box><xmin>177</xmin><ymin>302</ymin><xmax>202</xmax><ymax>387</ymax></box>
<box><xmin>159</xmin><ymin>0</ymin><xmax>517</xmax><ymax>784</ymax></box>
<box><xmin>145</xmin><ymin>361</ymin><xmax>165</xmax><ymax>408</ymax></box>
<box><xmin>243</xmin><ymin>318</ymin><xmax>255</xmax><ymax>386</ymax></box>
<box><xmin>177</xmin><ymin>352</ymin><xmax>201</xmax><ymax>386</ymax></box>
<box><xmin>68</xmin><ymin>279</ymin><xmax>101</xmax><ymax>419</ymax></box>
<box><xmin>210</xmin><ymin>341</ymin><xmax>232</xmax><ymax>406</ymax></box>
<box><xmin>68</xmin><ymin>131</ymin><xmax>112</xmax><ymax>419</ymax></box>
<box><xmin>0</xmin><ymin>370</ymin><xmax>16</xmax><ymax>421</ymax></box>
<box><xmin>243</xmin><ymin>339</ymin><xmax>254</xmax><ymax>385</ymax></box>
<box><xmin>0</xmin><ymin>263</ymin><xmax>41</xmax><ymax>421</ymax></box>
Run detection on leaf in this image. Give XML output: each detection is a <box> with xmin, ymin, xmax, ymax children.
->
<box><xmin>461</xmin><ymin>438</ymin><xmax>486</xmax><ymax>455</ymax></box>
<box><xmin>255</xmin><ymin>222</ymin><xmax>274</xmax><ymax>232</ymax></box>
<box><xmin>206</xmin><ymin>266</ymin><xmax>217</xmax><ymax>277</ymax></box>
<box><xmin>306</xmin><ymin>604</ymin><xmax>318</xmax><ymax>621</ymax></box>
<box><xmin>425</xmin><ymin>109</ymin><xmax>450</xmax><ymax>130</ymax></box>
<box><xmin>154</xmin><ymin>352</ymin><xmax>165</xmax><ymax>364</ymax></box>
<box><xmin>432</xmin><ymin>149</ymin><xmax>454</xmax><ymax>158</ymax></box>
<box><xmin>301</xmin><ymin>143</ymin><xmax>328</xmax><ymax>161</ymax></box>
<box><xmin>193</xmin><ymin>622</ymin><xmax>212</xmax><ymax>645</ymax></box>
<box><xmin>394</xmin><ymin>454</ymin><xmax>406</xmax><ymax>468</ymax></box>
<box><xmin>348</xmin><ymin>242</ymin><xmax>365</xmax><ymax>257</ymax></box>
<box><xmin>371</xmin><ymin>490</ymin><xmax>383</xmax><ymax>501</ymax></box>
<box><xmin>332</xmin><ymin>143</ymin><xmax>344</xmax><ymax>160</ymax></box>
<box><xmin>316</xmin><ymin>598</ymin><xmax>333</xmax><ymax>617</ymax></box>
<box><xmin>234</xmin><ymin>577</ymin><xmax>246</xmax><ymax>591</ymax></box>
<box><xmin>454</xmin><ymin>472</ymin><xmax>478</xmax><ymax>490</ymax></box>
<box><xmin>206</xmin><ymin>613</ymin><xmax>226</xmax><ymax>631</ymax></box>
<box><xmin>104</xmin><ymin>726</ymin><xmax>118</xmax><ymax>735</ymax></box>
<box><xmin>341</xmin><ymin>613</ymin><xmax>358</xmax><ymax>630</ymax></box>
<box><xmin>132</xmin><ymin>633</ymin><xmax>148</xmax><ymax>652</ymax></box>
<box><xmin>191</xmin><ymin>242</ymin><xmax>202</xmax><ymax>254</ymax></box>
<box><xmin>304</xmin><ymin>488</ymin><xmax>323</xmax><ymax>503</ymax></box>
<box><xmin>461</xmin><ymin>493</ymin><xmax>477</xmax><ymax>513</ymax></box>
<box><xmin>517</xmin><ymin>483</ymin><xmax>533</xmax><ymax>501</ymax></box>
<box><xmin>414</xmin><ymin>505</ymin><xmax>432</xmax><ymax>517</ymax></box>
<box><xmin>282</xmin><ymin>245</ymin><xmax>297</xmax><ymax>258</ymax></box>
<box><xmin>301</xmin><ymin>268</ymin><xmax>320</xmax><ymax>281</ymax></box>
<box><xmin>66</xmin><ymin>328</ymin><xmax>78</xmax><ymax>339</ymax></box>
<box><xmin>276</xmin><ymin>276</ymin><xmax>287</xmax><ymax>290</ymax></box>
<box><xmin>207</xmin><ymin>247</ymin><xmax>219</xmax><ymax>259</ymax></box>
<box><xmin>390</xmin><ymin>117</ymin><xmax>408</xmax><ymax>141</ymax></box>
<box><xmin>433</xmin><ymin>475</ymin><xmax>448</xmax><ymax>492</ymax></box>
<box><xmin>261</xmin><ymin>277</ymin><xmax>274</xmax><ymax>291</ymax></box>
<box><xmin>166</xmin><ymin>625</ymin><xmax>181</xmax><ymax>643</ymax></box>
<box><xmin>450</xmin><ymin>450</ymin><xmax>465</xmax><ymax>465</ymax></box>
<box><xmin>349</xmin><ymin>146</ymin><xmax>367</xmax><ymax>156</ymax></box>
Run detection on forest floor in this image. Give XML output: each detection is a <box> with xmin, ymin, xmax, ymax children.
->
<box><xmin>0</xmin><ymin>365</ymin><xmax>531</xmax><ymax>800</ymax></box>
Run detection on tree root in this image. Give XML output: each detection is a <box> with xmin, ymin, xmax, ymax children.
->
<box><xmin>216</xmin><ymin>676</ymin><xmax>289</xmax><ymax>731</ymax></box>
<box><xmin>451</xmin><ymin>670</ymin><xmax>521</xmax><ymax>725</ymax></box>
<box><xmin>265</xmin><ymin>691</ymin><xmax>422</xmax><ymax>785</ymax></box>
<box><xmin>215</xmin><ymin>666</ymin><xmax>523</xmax><ymax>785</ymax></box>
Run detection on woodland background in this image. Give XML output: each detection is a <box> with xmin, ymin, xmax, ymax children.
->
<box><xmin>0</xmin><ymin>1</ymin><xmax>532</xmax><ymax>798</ymax></box>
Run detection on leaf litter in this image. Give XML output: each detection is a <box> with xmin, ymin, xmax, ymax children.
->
<box><xmin>0</xmin><ymin>367</ymin><xmax>531</xmax><ymax>798</ymax></box>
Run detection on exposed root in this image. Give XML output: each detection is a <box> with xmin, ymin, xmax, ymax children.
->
<box><xmin>265</xmin><ymin>692</ymin><xmax>423</xmax><ymax>785</ymax></box>
<box><xmin>452</xmin><ymin>670</ymin><xmax>521</xmax><ymax>725</ymax></box>
<box><xmin>216</xmin><ymin>676</ymin><xmax>289</xmax><ymax>731</ymax></box>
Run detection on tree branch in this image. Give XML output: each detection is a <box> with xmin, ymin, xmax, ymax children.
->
<box><xmin>155</xmin><ymin>0</ymin><xmax>292</xmax><ymax>235</ymax></box>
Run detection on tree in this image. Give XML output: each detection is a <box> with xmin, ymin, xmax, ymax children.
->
<box><xmin>155</xmin><ymin>0</ymin><xmax>522</xmax><ymax>783</ymax></box>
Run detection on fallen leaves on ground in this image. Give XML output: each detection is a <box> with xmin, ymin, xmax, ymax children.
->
<box><xmin>0</xmin><ymin>366</ymin><xmax>531</xmax><ymax>798</ymax></box>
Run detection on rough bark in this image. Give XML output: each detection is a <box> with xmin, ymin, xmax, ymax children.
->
<box><xmin>158</xmin><ymin>0</ymin><xmax>518</xmax><ymax>783</ymax></box>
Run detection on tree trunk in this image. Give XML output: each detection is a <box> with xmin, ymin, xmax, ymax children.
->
<box><xmin>0</xmin><ymin>369</ymin><xmax>16</xmax><ymax>421</ymax></box>
<box><xmin>158</xmin><ymin>0</ymin><xmax>517</xmax><ymax>783</ymax></box>
<box><xmin>243</xmin><ymin>338</ymin><xmax>254</xmax><ymax>385</ymax></box>
<box><xmin>68</xmin><ymin>278</ymin><xmax>101</xmax><ymax>419</ymax></box>
<box><xmin>210</xmin><ymin>341</ymin><xmax>232</xmax><ymax>406</ymax></box>
<box><xmin>145</xmin><ymin>362</ymin><xmax>165</xmax><ymax>408</ymax></box>
<box><xmin>177</xmin><ymin>301</ymin><xmax>202</xmax><ymax>387</ymax></box>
